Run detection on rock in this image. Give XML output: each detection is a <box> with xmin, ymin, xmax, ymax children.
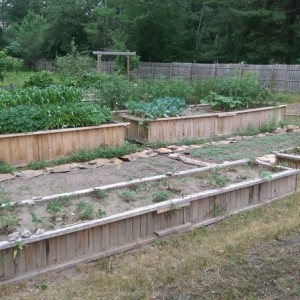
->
<box><xmin>155</xmin><ymin>148</ymin><xmax>174</xmax><ymax>154</ymax></box>
<box><xmin>88</xmin><ymin>160</ymin><xmax>97</xmax><ymax>165</ymax></box>
<box><xmin>7</xmin><ymin>232</ymin><xmax>21</xmax><ymax>242</ymax></box>
<box><xmin>227</xmin><ymin>136</ymin><xmax>243</xmax><ymax>141</ymax></box>
<box><xmin>286</xmin><ymin>124</ymin><xmax>299</xmax><ymax>132</ymax></box>
<box><xmin>265</xmin><ymin>132</ymin><xmax>272</xmax><ymax>136</ymax></box>
<box><xmin>35</xmin><ymin>228</ymin><xmax>45</xmax><ymax>235</ymax></box>
<box><xmin>19</xmin><ymin>170</ymin><xmax>45</xmax><ymax>179</ymax></box>
<box><xmin>242</xmin><ymin>136</ymin><xmax>253</xmax><ymax>140</ymax></box>
<box><xmin>21</xmin><ymin>229</ymin><xmax>31</xmax><ymax>238</ymax></box>
<box><xmin>46</xmin><ymin>164</ymin><xmax>71</xmax><ymax>173</ymax></box>
<box><xmin>32</xmin><ymin>196</ymin><xmax>42</xmax><ymax>201</ymax></box>
<box><xmin>274</xmin><ymin>127</ymin><xmax>286</xmax><ymax>134</ymax></box>
<box><xmin>255</xmin><ymin>133</ymin><xmax>266</xmax><ymax>138</ymax></box>
<box><xmin>0</xmin><ymin>173</ymin><xmax>15</xmax><ymax>182</ymax></box>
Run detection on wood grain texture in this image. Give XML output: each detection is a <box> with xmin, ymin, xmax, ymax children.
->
<box><xmin>0</xmin><ymin>123</ymin><xmax>129</xmax><ymax>166</ymax></box>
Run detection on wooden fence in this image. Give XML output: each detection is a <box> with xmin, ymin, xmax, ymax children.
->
<box><xmin>99</xmin><ymin>61</ymin><xmax>300</xmax><ymax>93</ymax></box>
<box><xmin>0</xmin><ymin>160</ymin><xmax>299</xmax><ymax>283</ymax></box>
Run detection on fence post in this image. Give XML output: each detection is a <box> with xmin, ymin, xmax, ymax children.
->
<box><xmin>214</xmin><ymin>63</ymin><xmax>218</xmax><ymax>77</ymax></box>
<box><xmin>240</xmin><ymin>62</ymin><xmax>244</xmax><ymax>76</ymax></box>
<box><xmin>169</xmin><ymin>64</ymin><xmax>173</xmax><ymax>80</ymax></box>
<box><xmin>270</xmin><ymin>67</ymin><xmax>275</xmax><ymax>92</ymax></box>
<box><xmin>189</xmin><ymin>64</ymin><xmax>193</xmax><ymax>81</ymax></box>
<box><xmin>152</xmin><ymin>63</ymin><xmax>155</xmax><ymax>79</ymax></box>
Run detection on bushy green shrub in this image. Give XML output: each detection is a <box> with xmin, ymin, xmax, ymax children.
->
<box><xmin>0</xmin><ymin>103</ymin><xmax>111</xmax><ymax>134</ymax></box>
<box><xmin>200</xmin><ymin>73</ymin><xmax>277</xmax><ymax>110</ymax></box>
<box><xmin>125</xmin><ymin>97</ymin><xmax>187</xmax><ymax>119</ymax></box>
<box><xmin>23</xmin><ymin>71</ymin><xmax>55</xmax><ymax>88</ymax></box>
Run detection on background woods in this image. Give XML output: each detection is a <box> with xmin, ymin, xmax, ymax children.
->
<box><xmin>0</xmin><ymin>0</ymin><xmax>299</xmax><ymax>65</ymax></box>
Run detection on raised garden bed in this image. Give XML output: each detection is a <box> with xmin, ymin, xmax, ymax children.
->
<box><xmin>119</xmin><ymin>105</ymin><xmax>286</xmax><ymax>143</ymax></box>
<box><xmin>0</xmin><ymin>122</ymin><xmax>130</xmax><ymax>166</ymax></box>
<box><xmin>0</xmin><ymin>159</ymin><xmax>298</xmax><ymax>283</ymax></box>
<box><xmin>273</xmin><ymin>147</ymin><xmax>300</xmax><ymax>169</ymax></box>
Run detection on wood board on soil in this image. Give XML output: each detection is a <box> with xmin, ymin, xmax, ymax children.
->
<box><xmin>0</xmin><ymin>160</ymin><xmax>283</xmax><ymax>241</ymax></box>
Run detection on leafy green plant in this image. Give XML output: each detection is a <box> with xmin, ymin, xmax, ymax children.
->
<box><xmin>92</xmin><ymin>189</ymin><xmax>108</xmax><ymax>199</ymax></box>
<box><xmin>259</xmin><ymin>117</ymin><xmax>277</xmax><ymax>133</ymax></box>
<box><xmin>119</xmin><ymin>189</ymin><xmax>136</xmax><ymax>202</ymax></box>
<box><xmin>0</xmin><ymin>213</ymin><xmax>20</xmax><ymax>234</ymax></box>
<box><xmin>202</xmin><ymin>91</ymin><xmax>242</xmax><ymax>110</ymax></box>
<box><xmin>0</xmin><ymin>103</ymin><xmax>111</xmax><ymax>134</ymax></box>
<box><xmin>46</xmin><ymin>201</ymin><xmax>62</xmax><ymax>220</ymax></box>
<box><xmin>57</xmin><ymin>196</ymin><xmax>71</xmax><ymax>207</ymax></box>
<box><xmin>126</xmin><ymin>97</ymin><xmax>187</xmax><ymax>119</ymax></box>
<box><xmin>23</xmin><ymin>71</ymin><xmax>54</xmax><ymax>88</ymax></box>
<box><xmin>261</xmin><ymin>171</ymin><xmax>272</xmax><ymax>181</ymax></box>
<box><xmin>75</xmin><ymin>201</ymin><xmax>94</xmax><ymax>220</ymax></box>
<box><xmin>0</xmin><ymin>161</ymin><xmax>15</xmax><ymax>174</ymax></box>
<box><xmin>27</xmin><ymin>160</ymin><xmax>48</xmax><ymax>170</ymax></box>
<box><xmin>30</xmin><ymin>212</ymin><xmax>44</xmax><ymax>229</ymax></box>
<box><xmin>13</xmin><ymin>240</ymin><xmax>24</xmax><ymax>259</ymax></box>
<box><xmin>96</xmin><ymin>208</ymin><xmax>106</xmax><ymax>219</ymax></box>
<box><xmin>152</xmin><ymin>191</ymin><xmax>170</xmax><ymax>203</ymax></box>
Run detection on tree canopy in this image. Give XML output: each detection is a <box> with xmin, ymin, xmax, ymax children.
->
<box><xmin>0</xmin><ymin>0</ymin><xmax>299</xmax><ymax>64</ymax></box>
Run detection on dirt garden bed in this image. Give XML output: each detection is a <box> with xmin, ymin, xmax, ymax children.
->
<box><xmin>0</xmin><ymin>158</ymin><xmax>298</xmax><ymax>283</ymax></box>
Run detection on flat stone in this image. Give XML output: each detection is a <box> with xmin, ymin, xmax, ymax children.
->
<box><xmin>122</xmin><ymin>150</ymin><xmax>157</xmax><ymax>162</ymax></box>
<box><xmin>46</xmin><ymin>164</ymin><xmax>71</xmax><ymax>173</ymax></box>
<box><xmin>35</xmin><ymin>228</ymin><xmax>45</xmax><ymax>235</ymax></box>
<box><xmin>286</xmin><ymin>124</ymin><xmax>299</xmax><ymax>132</ymax></box>
<box><xmin>255</xmin><ymin>133</ymin><xmax>266</xmax><ymax>138</ymax></box>
<box><xmin>256</xmin><ymin>154</ymin><xmax>276</xmax><ymax>164</ymax></box>
<box><xmin>0</xmin><ymin>173</ymin><xmax>15</xmax><ymax>182</ymax></box>
<box><xmin>227</xmin><ymin>136</ymin><xmax>243</xmax><ymax>141</ymax></box>
<box><xmin>19</xmin><ymin>170</ymin><xmax>45</xmax><ymax>179</ymax></box>
<box><xmin>155</xmin><ymin>148</ymin><xmax>174</xmax><ymax>154</ymax></box>
<box><xmin>274</xmin><ymin>127</ymin><xmax>287</xmax><ymax>134</ymax></box>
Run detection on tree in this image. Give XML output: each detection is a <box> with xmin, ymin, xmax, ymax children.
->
<box><xmin>7</xmin><ymin>11</ymin><xmax>48</xmax><ymax>66</ymax></box>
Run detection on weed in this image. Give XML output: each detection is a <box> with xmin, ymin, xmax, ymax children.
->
<box><xmin>13</xmin><ymin>240</ymin><xmax>24</xmax><ymax>259</ymax></box>
<box><xmin>0</xmin><ymin>213</ymin><xmax>20</xmax><ymax>234</ymax></box>
<box><xmin>152</xmin><ymin>191</ymin><xmax>170</xmax><ymax>203</ymax></box>
<box><xmin>75</xmin><ymin>201</ymin><xmax>94</xmax><ymax>220</ymax></box>
<box><xmin>57</xmin><ymin>196</ymin><xmax>71</xmax><ymax>207</ymax></box>
<box><xmin>92</xmin><ymin>189</ymin><xmax>108</xmax><ymax>199</ymax></box>
<box><xmin>46</xmin><ymin>201</ymin><xmax>61</xmax><ymax>221</ymax></box>
<box><xmin>27</xmin><ymin>160</ymin><xmax>49</xmax><ymax>170</ymax></box>
<box><xmin>259</xmin><ymin>116</ymin><xmax>277</xmax><ymax>133</ymax></box>
<box><xmin>35</xmin><ymin>282</ymin><xmax>48</xmax><ymax>291</ymax></box>
<box><xmin>96</xmin><ymin>208</ymin><xmax>106</xmax><ymax>219</ymax></box>
<box><xmin>30</xmin><ymin>212</ymin><xmax>44</xmax><ymax>229</ymax></box>
<box><xmin>261</xmin><ymin>171</ymin><xmax>272</xmax><ymax>181</ymax></box>
<box><xmin>0</xmin><ymin>161</ymin><xmax>15</xmax><ymax>174</ymax></box>
<box><xmin>119</xmin><ymin>189</ymin><xmax>136</xmax><ymax>202</ymax></box>
<box><xmin>212</xmin><ymin>203</ymin><xmax>226</xmax><ymax>217</ymax></box>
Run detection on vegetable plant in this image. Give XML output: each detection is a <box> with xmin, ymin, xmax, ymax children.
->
<box><xmin>125</xmin><ymin>97</ymin><xmax>187</xmax><ymax>119</ymax></box>
<box><xmin>75</xmin><ymin>201</ymin><xmax>94</xmax><ymax>220</ymax></box>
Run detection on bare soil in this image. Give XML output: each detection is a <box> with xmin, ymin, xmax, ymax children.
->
<box><xmin>0</xmin><ymin>161</ymin><xmax>278</xmax><ymax>241</ymax></box>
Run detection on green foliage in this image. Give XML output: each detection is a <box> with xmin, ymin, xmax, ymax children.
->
<box><xmin>23</xmin><ymin>72</ymin><xmax>55</xmax><ymax>88</ymax></box>
<box><xmin>0</xmin><ymin>213</ymin><xmax>20</xmax><ymax>234</ymax></box>
<box><xmin>92</xmin><ymin>189</ymin><xmax>108</xmax><ymax>200</ymax></box>
<box><xmin>57</xmin><ymin>196</ymin><xmax>71</xmax><ymax>207</ymax></box>
<box><xmin>261</xmin><ymin>171</ymin><xmax>272</xmax><ymax>181</ymax></box>
<box><xmin>75</xmin><ymin>201</ymin><xmax>94</xmax><ymax>220</ymax></box>
<box><xmin>96</xmin><ymin>208</ymin><xmax>106</xmax><ymax>219</ymax></box>
<box><xmin>30</xmin><ymin>212</ymin><xmax>44</xmax><ymax>227</ymax></box>
<box><xmin>0</xmin><ymin>103</ymin><xmax>111</xmax><ymax>134</ymax></box>
<box><xmin>119</xmin><ymin>189</ymin><xmax>136</xmax><ymax>202</ymax></box>
<box><xmin>201</xmin><ymin>74</ymin><xmax>276</xmax><ymax>110</ymax></box>
<box><xmin>152</xmin><ymin>191</ymin><xmax>170</xmax><ymax>203</ymax></box>
<box><xmin>46</xmin><ymin>201</ymin><xmax>62</xmax><ymax>215</ymax></box>
<box><xmin>259</xmin><ymin>117</ymin><xmax>277</xmax><ymax>133</ymax></box>
<box><xmin>0</xmin><ymin>50</ymin><xmax>22</xmax><ymax>82</ymax></box>
<box><xmin>126</xmin><ymin>97</ymin><xmax>187</xmax><ymax>119</ymax></box>
<box><xmin>27</xmin><ymin>160</ymin><xmax>48</xmax><ymax>170</ymax></box>
<box><xmin>0</xmin><ymin>161</ymin><xmax>15</xmax><ymax>174</ymax></box>
<box><xmin>56</xmin><ymin>40</ymin><xmax>95</xmax><ymax>79</ymax></box>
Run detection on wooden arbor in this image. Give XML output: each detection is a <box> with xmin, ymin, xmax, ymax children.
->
<box><xmin>92</xmin><ymin>51</ymin><xmax>136</xmax><ymax>80</ymax></box>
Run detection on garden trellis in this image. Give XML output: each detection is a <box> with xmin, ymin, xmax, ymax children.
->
<box><xmin>92</xmin><ymin>51</ymin><xmax>136</xmax><ymax>81</ymax></box>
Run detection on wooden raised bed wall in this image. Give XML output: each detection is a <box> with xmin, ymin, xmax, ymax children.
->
<box><xmin>0</xmin><ymin>123</ymin><xmax>130</xmax><ymax>166</ymax></box>
<box><xmin>120</xmin><ymin>105</ymin><xmax>286</xmax><ymax>142</ymax></box>
<box><xmin>274</xmin><ymin>149</ymin><xmax>300</xmax><ymax>169</ymax></box>
<box><xmin>0</xmin><ymin>161</ymin><xmax>298</xmax><ymax>284</ymax></box>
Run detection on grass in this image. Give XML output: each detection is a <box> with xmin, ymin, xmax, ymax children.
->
<box><xmin>1</xmin><ymin>191</ymin><xmax>300</xmax><ymax>299</ymax></box>
<box><xmin>190</xmin><ymin>131</ymin><xmax>300</xmax><ymax>163</ymax></box>
<box><xmin>0</xmin><ymin>161</ymin><xmax>15</xmax><ymax>174</ymax></box>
